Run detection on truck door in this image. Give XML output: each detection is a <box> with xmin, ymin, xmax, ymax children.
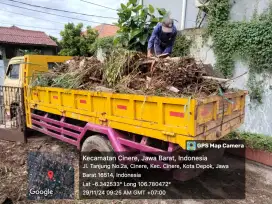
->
<box><xmin>0</xmin><ymin>63</ymin><xmax>26</xmax><ymax>143</ymax></box>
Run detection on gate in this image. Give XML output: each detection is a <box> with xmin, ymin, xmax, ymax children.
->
<box><xmin>0</xmin><ymin>86</ymin><xmax>26</xmax><ymax>143</ymax></box>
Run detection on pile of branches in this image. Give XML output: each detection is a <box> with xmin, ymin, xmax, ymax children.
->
<box><xmin>116</xmin><ymin>57</ymin><xmax>227</xmax><ymax>97</ymax></box>
<box><xmin>31</xmin><ymin>56</ymin><xmax>103</xmax><ymax>89</ymax></box>
<box><xmin>31</xmin><ymin>50</ymin><xmax>230</xmax><ymax>98</ymax></box>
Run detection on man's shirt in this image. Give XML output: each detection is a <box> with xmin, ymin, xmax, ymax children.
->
<box><xmin>148</xmin><ymin>22</ymin><xmax>177</xmax><ymax>54</ymax></box>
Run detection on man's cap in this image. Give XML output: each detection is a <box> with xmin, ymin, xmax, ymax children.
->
<box><xmin>162</xmin><ymin>18</ymin><xmax>174</xmax><ymax>33</ymax></box>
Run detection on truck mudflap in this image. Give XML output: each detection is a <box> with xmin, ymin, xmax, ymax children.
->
<box><xmin>0</xmin><ymin>86</ymin><xmax>26</xmax><ymax>143</ymax></box>
<box><xmin>173</xmin><ymin>148</ymin><xmax>225</xmax><ymax>181</ymax></box>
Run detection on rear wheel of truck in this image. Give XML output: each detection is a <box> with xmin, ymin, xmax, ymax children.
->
<box><xmin>81</xmin><ymin>135</ymin><xmax>116</xmax><ymax>188</ymax></box>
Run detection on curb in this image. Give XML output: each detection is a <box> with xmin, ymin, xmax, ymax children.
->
<box><xmin>227</xmin><ymin>148</ymin><xmax>272</xmax><ymax>167</ymax></box>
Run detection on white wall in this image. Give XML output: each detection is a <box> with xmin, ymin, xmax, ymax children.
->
<box><xmin>230</xmin><ymin>0</ymin><xmax>271</xmax><ymax>21</ymax></box>
<box><xmin>184</xmin><ymin>0</ymin><xmax>200</xmax><ymax>28</ymax></box>
<box><xmin>143</xmin><ymin>0</ymin><xmax>184</xmax><ymax>30</ymax></box>
<box><xmin>183</xmin><ymin>0</ymin><xmax>272</xmax><ymax>136</ymax></box>
<box><xmin>142</xmin><ymin>0</ymin><xmax>210</xmax><ymax>30</ymax></box>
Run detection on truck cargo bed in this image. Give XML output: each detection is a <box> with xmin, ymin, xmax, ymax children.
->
<box><xmin>28</xmin><ymin>87</ymin><xmax>246</xmax><ymax>149</ymax></box>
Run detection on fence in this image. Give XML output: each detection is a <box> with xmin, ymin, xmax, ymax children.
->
<box><xmin>0</xmin><ymin>86</ymin><xmax>25</xmax><ymax>129</ymax></box>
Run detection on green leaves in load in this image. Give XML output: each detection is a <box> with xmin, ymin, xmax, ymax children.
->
<box><xmin>115</xmin><ymin>1</ymin><xmax>167</xmax><ymax>52</ymax></box>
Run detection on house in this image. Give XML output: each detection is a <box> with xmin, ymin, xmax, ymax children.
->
<box><xmin>0</xmin><ymin>26</ymin><xmax>57</xmax><ymax>71</ymax></box>
<box><xmin>94</xmin><ymin>24</ymin><xmax>119</xmax><ymax>38</ymax></box>
<box><xmin>83</xmin><ymin>24</ymin><xmax>119</xmax><ymax>38</ymax></box>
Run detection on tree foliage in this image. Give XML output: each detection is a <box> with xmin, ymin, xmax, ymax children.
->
<box><xmin>49</xmin><ymin>35</ymin><xmax>60</xmax><ymax>47</ymax></box>
<box><xmin>114</xmin><ymin>0</ymin><xmax>167</xmax><ymax>52</ymax></box>
<box><xmin>49</xmin><ymin>35</ymin><xmax>61</xmax><ymax>53</ymax></box>
<box><xmin>90</xmin><ymin>36</ymin><xmax>114</xmax><ymax>56</ymax></box>
<box><xmin>59</xmin><ymin>23</ymin><xmax>98</xmax><ymax>56</ymax></box>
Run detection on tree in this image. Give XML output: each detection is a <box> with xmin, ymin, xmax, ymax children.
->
<box><xmin>89</xmin><ymin>36</ymin><xmax>114</xmax><ymax>56</ymax></box>
<box><xmin>49</xmin><ymin>35</ymin><xmax>60</xmax><ymax>47</ymax></box>
<box><xmin>114</xmin><ymin>0</ymin><xmax>167</xmax><ymax>52</ymax></box>
<box><xmin>58</xmin><ymin>23</ymin><xmax>98</xmax><ymax>56</ymax></box>
<box><xmin>49</xmin><ymin>35</ymin><xmax>61</xmax><ymax>53</ymax></box>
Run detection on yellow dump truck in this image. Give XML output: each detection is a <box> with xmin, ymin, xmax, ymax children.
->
<box><xmin>0</xmin><ymin>55</ymin><xmax>247</xmax><ymax>181</ymax></box>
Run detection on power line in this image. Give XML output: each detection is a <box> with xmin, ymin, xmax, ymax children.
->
<box><xmin>80</xmin><ymin>0</ymin><xmax>118</xmax><ymax>11</ymax></box>
<box><xmin>0</xmin><ymin>2</ymin><xmax>115</xmax><ymax>25</ymax></box>
<box><xmin>0</xmin><ymin>21</ymin><xmax>61</xmax><ymax>31</ymax></box>
<box><xmin>5</xmin><ymin>0</ymin><xmax>118</xmax><ymax>19</ymax></box>
<box><xmin>0</xmin><ymin>9</ymin><xmax>66</xmax><ymax>25</ymax></box>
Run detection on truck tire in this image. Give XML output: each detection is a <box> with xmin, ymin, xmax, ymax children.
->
<box><xmin>81</xmin><ymin>135</ymin><xmax>114</xmax><ymax>153</ymax></box>
<box><xmin>81</xmin><ymin>135</ymin><xmax>116</xmax><ymax>187</ymax></box>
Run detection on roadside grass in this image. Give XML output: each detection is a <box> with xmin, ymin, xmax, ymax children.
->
<box><xmin>227</xmin><ymin>132</ymin><xmax>272</xmax><ymax>153</ymax></box>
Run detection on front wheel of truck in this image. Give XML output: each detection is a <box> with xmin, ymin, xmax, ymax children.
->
<box><xmin>81</xmin><ymin>135</ymin><xmax>116</xmax><ymax>187</ymax></box>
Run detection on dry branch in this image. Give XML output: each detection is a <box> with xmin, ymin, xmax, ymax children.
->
<box><xmin>31</xmin><ymin>51</ymin><xmax>231</xmax><ymax>98</ymax></box>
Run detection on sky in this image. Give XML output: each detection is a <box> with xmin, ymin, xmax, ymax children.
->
<box><xmin>0</xmin><ymin>0</ymin><xmax>127</xmax><ymax>39</ymax></box>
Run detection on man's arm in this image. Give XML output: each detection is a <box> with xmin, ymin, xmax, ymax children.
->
<box><xmin>147</xmin><ymin>23</ymin><xmax>161</xmax><ymax>57</ymax></box>
<box><xmin>163</xmin><ymin>30</ymin><xmax>177</xmax><ymax>54</ymax></box>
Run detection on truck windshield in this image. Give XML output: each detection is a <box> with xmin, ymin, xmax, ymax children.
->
<box><xmin>48</xmin><ymin>62</ymin><xmax>62</xmax><ymax>69</ymax></box>
<box><xmin>6</xmin><ymin>64</ymin><xmax>20</xmax><ymax>79</ymax></box>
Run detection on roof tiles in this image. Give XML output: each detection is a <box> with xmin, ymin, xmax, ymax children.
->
<box><xmin>0</xmin><ymin>26</ymin><xmax>57</xmax><ymax>46</ymax></box>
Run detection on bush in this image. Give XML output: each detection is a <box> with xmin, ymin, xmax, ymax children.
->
<box><xmin>227</xmin><ymin>132</ymin><xmax>272</xmax><ymax>152</ymax></box>
<box><xmin>171</xmin><ymin>34</ymin><xmax>192</xmax><ymax>57</ymax></box>
<box><xmin>59</xmin><ymin>23</ymin><xmax>98</xmax><ymax>56</ymax></box>
<box><xmin>90</xmin><ymin>36</ymin><xmax>114</xmax><ymax>55</ymax></box>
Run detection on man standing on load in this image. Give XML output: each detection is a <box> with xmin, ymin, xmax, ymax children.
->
<box><xmin>147</xmin><ymin>17</ymin><xmax>177</xmax><ymax>57</ymax></box>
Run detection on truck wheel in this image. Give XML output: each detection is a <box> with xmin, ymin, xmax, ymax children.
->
<box><xmin>82</xmin><ymin>135</ymin><xmax>114</xmax><ymax>153</ymax></box>
<box><xmin>81</xmin><ymin>135</ymin><xmax>116</xmax><ymax>187</ymax></box>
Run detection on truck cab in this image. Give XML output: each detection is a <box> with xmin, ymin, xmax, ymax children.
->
<box><xmin>0</xmin><ymin>55</ymin><xmax>72</xmax><ymax>142</ymax></box>
<box><xmin>3</xmin><ymin>55</ymin><xmax>72</xmax><ymax>88</ymax></box>
<box><xmin>4</xmin><ymin>56</ymin><xmax>25</xmax><ymax>88</ymax></box>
